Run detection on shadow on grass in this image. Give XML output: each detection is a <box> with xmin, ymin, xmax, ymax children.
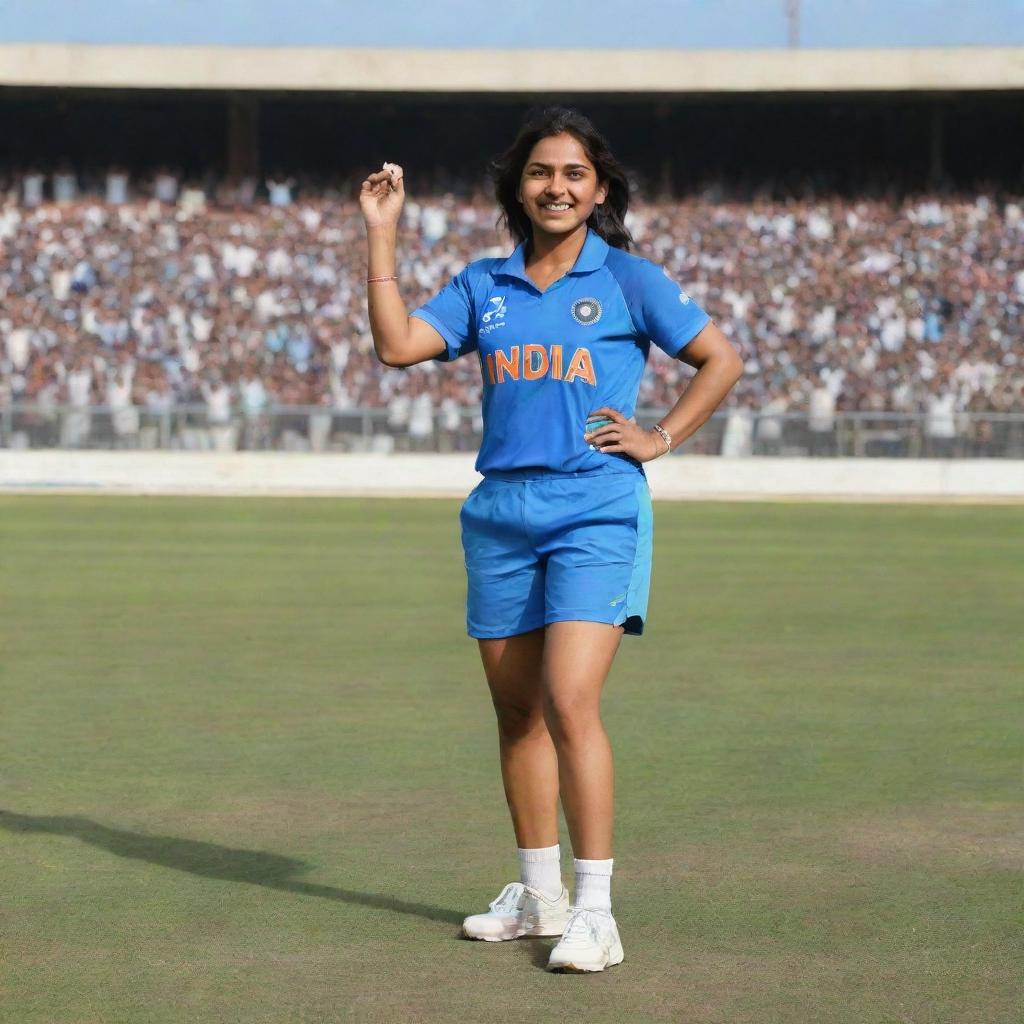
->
<box><xmin>0</xmin><ymin>809</ymin><xmax>463</xmax><ymax>926</ymax></box>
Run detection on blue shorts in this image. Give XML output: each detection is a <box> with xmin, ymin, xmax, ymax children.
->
<box><xmin>458</xmin><ymin>462</ymin><xmax>654</xmax><ymax>639</ymax></box>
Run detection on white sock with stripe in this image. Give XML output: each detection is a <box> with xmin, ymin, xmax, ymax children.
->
<box><xmin>573</xmin><ymin>856</ymin><xmax>613</xmax><ymax>912</ymax></box>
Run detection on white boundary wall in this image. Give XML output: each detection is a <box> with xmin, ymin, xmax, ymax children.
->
<box><xmin>2</xmin><ymin>44</ymin><xmax>1023</xmax><ymax>92</ymax></box>
<box><xmin>1</xmin><ymin>451</ymin><xmax>1022</xmax><ymax>501</ymax></box>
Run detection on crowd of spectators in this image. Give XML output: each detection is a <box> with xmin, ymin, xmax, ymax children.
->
<box><xmin>1</xmin><ymin>167</ymin><xmax>1021</xmax><ymax>452</ymax></box>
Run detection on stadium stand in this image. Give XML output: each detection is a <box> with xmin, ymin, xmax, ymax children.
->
<box><xmin>1</xmin><ymin>168</ymin><xmax>1020</xmax><ymax>456</ymax></box>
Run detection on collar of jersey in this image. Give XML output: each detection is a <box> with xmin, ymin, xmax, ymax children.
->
<box><xmin>493</xmin><ymin>227</ymin><xmax>609</xmax><ymax>291</ymax></box>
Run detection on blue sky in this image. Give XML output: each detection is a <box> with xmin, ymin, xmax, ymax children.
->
<box><xmin>2</xmin><ymin>0</ymin><xmax>1022</xmax><ymax>48</ymax></box>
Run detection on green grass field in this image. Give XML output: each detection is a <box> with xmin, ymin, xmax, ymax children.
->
<box><xmin>1</xmin><ymin>495</ymin><xmax>1020</xmax><ymax>1024</ymax></box>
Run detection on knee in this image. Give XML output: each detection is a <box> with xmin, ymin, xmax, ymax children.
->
<box><xmin>542</xmin><ymin>691</ymin><xmax>601</xmax><ymax>741</ymax></box>
<box><xmin>492</xmin><ymin>697</ymin><xmax>546</xmax><ymax>743</ymax></box>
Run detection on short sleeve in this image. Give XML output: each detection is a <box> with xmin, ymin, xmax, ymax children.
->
<box><xmin>621</xmin><ymin>259</ymin><xmax>711</xmax><ymax>358</ymax></box>
<box><xmin>410</xmin><ymin>266</ymin><xmax>479</xmax><ymax>362</ymax></box>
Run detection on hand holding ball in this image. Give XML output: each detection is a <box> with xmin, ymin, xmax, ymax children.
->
<box><xmin>359</xmin><ymin>161</ymin><xmax>406</xmax><ymax>230</ymax></box>
<box><xmin>382</xmin><ymin>162</ymin><xmax>403</xmax><ymax>189</ymax></box>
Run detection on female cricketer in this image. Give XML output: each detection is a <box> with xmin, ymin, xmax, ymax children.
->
<box><xmin>359</xmin><ymin>107</ymin><xmax>743</xmax><ymax>973</ymax></box>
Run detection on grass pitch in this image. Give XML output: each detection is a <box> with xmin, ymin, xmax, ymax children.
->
<box><xmin>1</xmin><ymin>495</ymin><xmax>1020</xmax><ymax>1024</ymax></box>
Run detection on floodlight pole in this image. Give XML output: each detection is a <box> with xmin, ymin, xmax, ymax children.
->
<box><xmin>785</xmin><ymin>0</ymin><xmax>800</xmax><ymax>48</ymax></box>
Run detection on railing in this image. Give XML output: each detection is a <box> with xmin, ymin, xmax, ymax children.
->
<box><xmin>1</xmin><ymin>404</ymin><xmax>1022</xmax><ymax>458</ymax></box>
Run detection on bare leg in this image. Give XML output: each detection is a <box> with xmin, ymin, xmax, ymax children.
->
<box><xmin>541</xmin><ymin>620</ymin><xmax>623</xmax><ymax>860</ymax></box>
<box><xmin>478</xmin><ymin>627</ymin><xmax>560</xmax><ymax>849</ymax></box>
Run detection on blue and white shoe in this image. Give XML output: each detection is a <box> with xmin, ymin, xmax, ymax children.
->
<box><xmin>462</xmin><ymin>881</ymin><xmax>572</xmax><ymax>941</ymax></box>
<box><xmin>546</xmin><ymin>907</ymin><xmax>625</xmax><ymax>972</ymax></box>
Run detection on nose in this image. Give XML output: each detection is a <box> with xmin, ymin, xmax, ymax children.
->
<box><xmin>544</xmin><ymin>176</ymin><xmax>569</xmax><ymax>196</ymax></box>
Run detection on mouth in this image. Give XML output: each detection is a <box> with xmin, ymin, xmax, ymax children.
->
<box><xmin>540</xmin><ymin>202</ymin><xmax>573</xmax><ymax>214</ymax></box>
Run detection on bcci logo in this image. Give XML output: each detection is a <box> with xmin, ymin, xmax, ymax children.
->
<box><xmin>480</xmin><ymin>295</ymin><xmax>507</xmax><ymax>335</ymax></box>
<box><xmin>571</xmin><ymin>297</ymin><xmax>602</xmax><ymax>326</ymax></box>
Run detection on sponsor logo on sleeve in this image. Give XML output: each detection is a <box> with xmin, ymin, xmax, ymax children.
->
<box><xmin>662</xmin><ymin>266</ymin><xmax>691</xmax><ymax>303</ymax></box>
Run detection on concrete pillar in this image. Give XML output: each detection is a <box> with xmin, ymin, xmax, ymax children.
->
<box><xmin>929</xmin><ymin>105</ymin><xmax>945</xmax><ymax>187</ymax></box>
<box><xmin>226</xmin><ymin>92</ymin><xmax>259</xmax><ymax>182</ymax></box>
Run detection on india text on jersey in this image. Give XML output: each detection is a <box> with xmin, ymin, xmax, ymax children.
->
<box><xmin>483</xmin><ymin>345</ymin><xmax>597</xmax><ymax>387</ymax></box>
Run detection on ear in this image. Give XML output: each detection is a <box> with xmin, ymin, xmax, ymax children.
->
<box><xmin>596</xmin><ymin>180</ymin><xmax>609</xmax><ymax>205</ymax></box>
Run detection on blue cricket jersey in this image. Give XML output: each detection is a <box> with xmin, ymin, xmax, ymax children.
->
<box><xmin>410</xmin><ymin>227</ymin><xmax>711</xmax><ymax>476</ymax></box>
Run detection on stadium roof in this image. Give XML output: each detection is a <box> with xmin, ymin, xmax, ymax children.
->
<box><xmin>2</xmin><ymin>0</ymin><xmax>1024</xmax><ymax>49</ymax></box>
<box><xmin>2</xmin><ymin>1</ymin><xmax>1023</xmax><ymax>93</ymax></box>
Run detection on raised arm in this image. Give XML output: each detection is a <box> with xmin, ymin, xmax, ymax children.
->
<box><xmin>359</xmin><ymin>162</ymin><xmax>447</xmax><ymax>368</ymax></box>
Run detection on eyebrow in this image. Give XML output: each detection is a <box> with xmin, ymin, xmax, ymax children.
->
<box><xmin>526</xmin><ymin>162</ymin><xmax>590</xmax><ymax>170</ymax></box>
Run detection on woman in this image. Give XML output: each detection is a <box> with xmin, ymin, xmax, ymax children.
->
<box><xmin>359</xmin><ymin>107</ymin><xmax>743</xmax><ymax>973</ymax></box>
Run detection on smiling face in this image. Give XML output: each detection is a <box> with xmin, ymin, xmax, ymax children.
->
<box><xmin>516</xmin><ymin>131</ymin><xmax>609</xmax><ymax>240</ymax></box>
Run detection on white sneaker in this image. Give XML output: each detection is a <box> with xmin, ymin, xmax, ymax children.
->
<box><xmin>546</xmin><ymin>907</ymin><xmax>625</xmax><ymax>972</ymax></box>
<box><xmin>461</xmin><ymin>881</ymin><xmax>572</xmax><ymax>941</ymax></box>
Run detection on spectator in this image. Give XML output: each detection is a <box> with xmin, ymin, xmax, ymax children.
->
<box><xmin>61</xmin><ymin>354</ymin><xmax>94</xmax><ymax>448</ymax></box>
<box><xmin>239</xmin><ymin>364</ymin><xmax>270</xmax><ymax>450</ymax></box>
<box><xmin>387</xmin><ymin>384</ymin><xmax>412</xmax><ymax>451</ymax></box>
<box><xmin>807</xmin><ymin>373</ymin><xmax>837</xmax><ymax>456</ymax></box>
<box><xmin>408</xmin><ymin>387</ymin><xmax>436</xmax><ymax>452</ymax></box>
<box><xmin>924</xmin><ymin>377</ymin><xmax>958</xmax><ymax>458</ymax></box>
<box><xmin>200</xmin><ymin>371</ymin><xmax>235</xmax><ymax>451</ymax></box>
<box><xmin>308</xmin><ymin>392</ymin><xmax>333</xmax><ymax>452</ymax></box>
<box><xmin>153</xmin><ymin>167</ymin><xmax>180</xmax><ymax>204</ymax></box>
<box><xmin>438</xmin><ymin>379</ymin><xmax>463</xmax><ymax>452</ymax></box>
<box><xmin>755</xmin><ymin>387</ymin><xmax>787</xmax><ymax>455</ymax></box>
<box><xmin>266</xmin><ymin>175</ymin><xmax>295</xmax><ymax>208</ymax></box>
<box><xmin>52</xmin><ymin>165</ymin><xmax>79</xmax><ymax>203</ymax></box>
<box><xmin>105</xmin><ymin>168</ymin><xmax>129</xmax><ymax>205</ymax></box>
<box><xmin>107</xmin><ymin>358</ymin><xmax>139</xmax><ymax>448</ymax></box>
<box><xmin>721</xmin><ymin>408</ymin><xmax>754</xmax><ymax>457</ymax></box>
<box><xmin>21</xmin><ymin>170</ymin><xmax>44</xmax><ymax>208</ymax></box>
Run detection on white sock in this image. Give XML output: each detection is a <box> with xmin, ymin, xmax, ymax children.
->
<box><xmin>518</xmin><ymin>844</ymin><xmax>562</xmax><ymax>899</ymax></box>
<box><xmin>573</xmin><ymin>856</ymin><xmax>613</xmax><ymax>912</ymax></box>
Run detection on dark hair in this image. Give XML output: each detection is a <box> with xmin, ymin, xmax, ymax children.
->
<box><xmin>488</xmin><ymin>106</ymin><xmax>634</xmax><ymax>252</ymax></box>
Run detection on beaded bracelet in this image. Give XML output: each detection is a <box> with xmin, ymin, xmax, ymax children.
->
<box><xmin>652</xmin><ymin>423</ymin><xmax>673</xmax><ymax>455</ymax></box>
<box><xmin>367</xmin><ymin>275</ymin><xmax>398</xmax><ymax>283</ymax></box>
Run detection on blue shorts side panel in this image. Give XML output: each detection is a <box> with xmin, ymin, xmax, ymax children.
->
<box><xmin>613</xmin><ymin>477</ymin><xmax>653</xmax><ymax>635</ymax></box>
